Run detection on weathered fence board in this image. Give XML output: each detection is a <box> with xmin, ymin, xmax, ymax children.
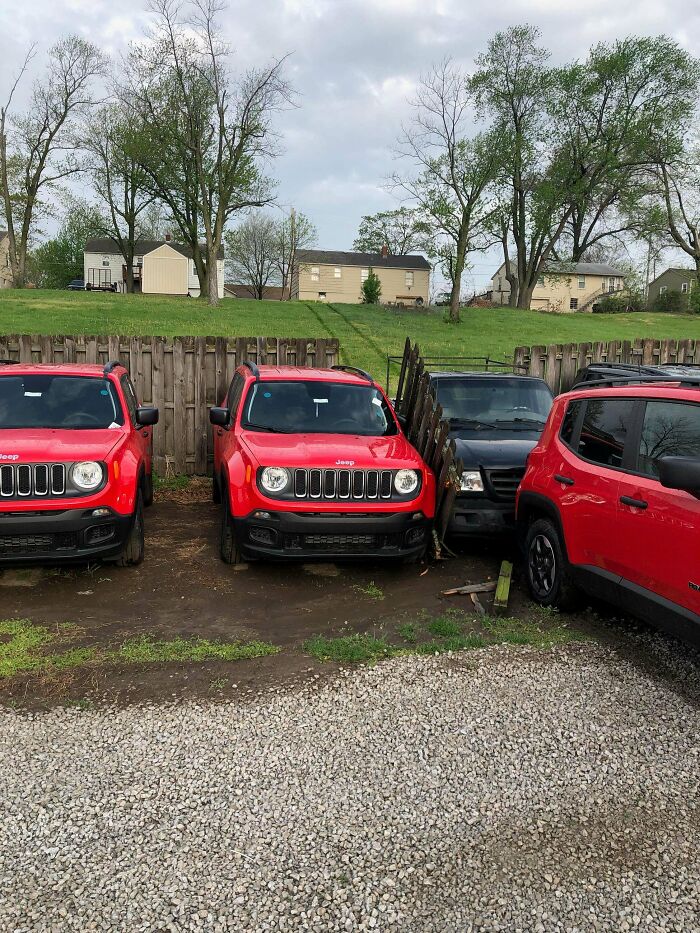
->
<box><xmin>0</xmin><ymin>334</ymin><xmax>339</xmax><ymax>475</ymax></box>
<box><xmin>514</xmin><ymin>338</ymin><xmax>700</xmax><ymax>393</ymax></box>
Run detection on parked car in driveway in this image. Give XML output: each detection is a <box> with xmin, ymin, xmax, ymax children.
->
<box><xmin>66</xmin><ymin>278</ymin><xmax>85</xmax><ymax>290</ymax></box>
<box><xmin>428</xmin><ymin>371</ymin><xmax>553</xmax><ymax>536</ymax></box>
<box><xmin>210</xmin><ymin>362</ymin><xmax>436</xmax><ymax>564</ymax></box>
<box><xmin>517</xmin><ymin>371</ymin><xmax>700</xmax><ymax>639</ymax></box>
<box><xmin>0</xmin><ymin>360</ymin><xmax>158</xmax><ymax>566</ymax></box>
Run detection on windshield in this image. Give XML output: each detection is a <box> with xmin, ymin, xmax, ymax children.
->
<box><xmin>241</xmin><ymin>380</ymin><xmax>398</xmax><ymax>436</ymax></box>
<box><xmin>0</xmin><ymin>375</ymin><xmax>125</xmax><ymax>429</ymax></box>
<box><xmin>434</xmin><ymin>377</ymin><xmax>553</xmax><ymax>430</ymax></box>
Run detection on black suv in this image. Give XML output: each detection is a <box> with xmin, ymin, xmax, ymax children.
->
<box><xmin>574</xmin><ymin>362</ymin><xmax>700</xmax><ymax>389</ymax></box>
<box><xmin>428</xmin><ymin>371</ymin><xmax>553</xmax><ymax>536</ymax></box>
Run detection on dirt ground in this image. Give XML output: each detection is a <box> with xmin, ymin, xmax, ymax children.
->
<box><xmin>1</xmin><ymin>480</ymin><xmax>697</xmax><ymax>708</ymax></box>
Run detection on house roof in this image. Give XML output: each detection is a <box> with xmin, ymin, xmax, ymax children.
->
<box><xmin>649</xmin><ymin>266</ymin><xmax>698</xmax><ymax>285</ymax></box>
<box><xmin>493</xmin><ymin>260</ymin><xmax>626</xmax><ymax>278</ymax></box>
<box><xmin>297</xmin><ymin>249</ymin><xmax>431</xmax><ymax>270</ymax></box>
<box><xmin>84</xmin><ymin>238</ymin><xmax>224</xmax><ymax>260</ymax></box>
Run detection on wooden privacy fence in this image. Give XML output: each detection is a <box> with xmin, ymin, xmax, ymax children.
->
<box><xmin>393</xmin><ymin>338</ymin><xmax>463</xmax><ymax>552</ymax></box>
<box><xmin>513</xmin><ymin>338</ymin><xmax>700</xmax><ymax>394</ymax></box>
<box><xmin>0</xmin><ymin>335</ymin><xmax>339</xmax><ymax>475</ymax></box>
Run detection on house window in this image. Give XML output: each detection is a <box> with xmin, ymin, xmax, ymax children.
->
<box><xmin>497</xmin><ymin>276</ymin><xmax>502</xmax><ymax>291</ymax></box>
<box><xmin>682</xmin><ymin>281</ymin><xmax>689</xmax><ymax>294</ymax></box>
<box><xmin>405</xmin><ymin>271</ymin><xmax>414</xmax><ymax>287</ymax></box>
<box><xmin>311</xmin><ymin>266</ymin><xmax>320</xmax><ymax>282</ymax></box>
<box><xmin>578</xmin><ymin>275</ymin><xmax>586</xmax><ymax>289</ymax></box>
<box><xmin>659</xmin><ymin>285</ymin><xmax>667</xmax><ymax>295</ymax></box>
<box><xmin>318</xmin><ymin>291</ymin><xmax>327</xmax><ymax>299</ymax></box>
<box><xmin>136</xmin><ymin>257</ymin><xmax>143</xmax><ymax>266</ymax></box>
<box><xmin>361</xmin><ymin>269</ymin><xmax>369</xmax><ymax>282</ymax></box>
<box><xmin>570</xmin><ymin>298</ymin><xmax>578</xmax><ymax>310</ymax></box>
<box><xmin>102</xmin><ymin>260</ymin><xmax>110</xmax><ymax>267</ymax></box>
<box><xmin>334</xmin><ymin>267</ymin><xmax>342</xmax><ymax>279</ymax></box>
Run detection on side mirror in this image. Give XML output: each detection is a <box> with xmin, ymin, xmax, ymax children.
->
<box><xmin>210</xmin><ymin>406</ymin><xmax>230</xmax><ymax>427</ymax></box>
<box><xmin>658</xmin><ymin>456</ymin><xmax>700</xmax><ymax>497</ymax></box>
<box><xmin>136</xmin><ymin>406</ymin><xmax>159</xmax><ymax>427</ymax></box>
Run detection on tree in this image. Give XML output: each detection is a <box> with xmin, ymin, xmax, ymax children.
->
<box><xmin>224</xmin><ymin>213</ymin><xmax>280</xmax><ymax>299</ymax></box>
<box><xmin>0</xmin><ymin>37</ymin><xmax>106</xmax><ymax>288</ymax></box>
<box><xmin>29</xmin><ymin>198</ymin><xmax>105</xmax><ymax>289</ymax></box>
<box><xmin>276</xmin><ymin>208</ymin><xmax>316</xmax><ymax>299</ymax></box>
<box><xmin>472</xmin><ymin>27</ymin><xmax>588</xmax><ymax>310</ymax></box>
<box><xmin>353</xmin><ymin>208</ymin><xmax>427</xmax><ymax>255</ymax></box>
<box><xmin>127</xmin><ymin>0</ymin><xmax>293</xmax><ymax>305</ymax></box>
<box><xmin>360</xmin><ymin>269</ymin><xmax>382</xmax><ymax>304</ymax></box>
<box><xmin>394</xmin><ymin>60</ymin><xmax>502</xmax><ymax>323</ymax></box>
<box><xmin>83</xmin><ymin>105</ymin><xmax>156</xmax><ymax>292</ymax></box>
<box><xmin>652</xmin><ymin>151</ymin><xmax>700</xmax><ymax>279</ymax></box>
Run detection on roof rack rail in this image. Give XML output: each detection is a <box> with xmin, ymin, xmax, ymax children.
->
<box><xmin>241</xmin><ymin>360</ymin><xmax>260</xmax><ymax>380</ymax></box>
<box><xmin>0</xmin><ymin>359</ymin><xmax>21</xmax><ymax>365</ymax></box>
<box><xmin>331</xmin><ymin>364</ymin><xmax>373</xmax><ymax>384</ymax></box>
<box><xmin>103</xmin><ymin>360</ymin><xmax>125</xmax><ymax>375</ymax></box>
<box><xmin>572</xmin><ymin>374</ymin><xmax>700</xmax><ymax>390</ymax></box>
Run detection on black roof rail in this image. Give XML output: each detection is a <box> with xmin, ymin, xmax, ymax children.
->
<box><xmin>241</xmin><ymin>360</ymin><xmax>260</xmax><ymax>380</ymax></box>
<box><xmin>103</xmin><ymin>360</ymin><xmax>125</xmax><ymax>376</ymax></box>
<box><xmin>331</xmin><ymin>364</ymin><xmax>374</xmax><ymax>384</ymax></box>
<box><xmin>571</xmin><ymin>374</ymin><xmax>700</xmax><ymax>390</ymax></box>
<box><xmin>0</xmin><ymin>359</ymin><xmax>21</xmax><ymax>365</ymax></box>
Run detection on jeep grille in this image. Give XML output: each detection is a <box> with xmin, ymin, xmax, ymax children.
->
<box><xmin>293</xmin><ymin>469</ymin><xmax>393</xmax><ymax>501</ymax></box>
<box><xmin>0</xmin><ymin>463</ymin><xmax>67</xmax><ymax>499</ymax></box>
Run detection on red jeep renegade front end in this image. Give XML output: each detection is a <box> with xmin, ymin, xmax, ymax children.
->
<box><xmin>0</xmin><ymin>361</ymin><xmax>158</xmax><ymax>566</ymax></box>
<box><xmin>210</xmin><ymin>363</ymin><xmax>436</xmax><ymax>562</ymax></box>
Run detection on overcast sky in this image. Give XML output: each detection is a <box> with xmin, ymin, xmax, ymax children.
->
<box><xmin>2</xmin><ymin>0</ymin><xmax>700</xmax><ymax>290</ymax></box>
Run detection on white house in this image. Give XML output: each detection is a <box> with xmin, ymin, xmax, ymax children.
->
<box><xmin>83</xmin><ymin>237</ymin><xmax>225</xmax><ymax>298</ymax></box>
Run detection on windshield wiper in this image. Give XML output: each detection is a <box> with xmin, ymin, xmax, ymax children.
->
<box><xmin>242</xmin><ymin>422</ymin><xmax>288</xmax><ymax>433</ymax></box>
<box><xmin>448</xmin><ymin>417</ymin><xmax>497</xmax><ymax>429</ymax></box>
<box><xmin>496</xmin><ymin>417</ymin><xmax>546</xmax><ymax>426</ymax></box>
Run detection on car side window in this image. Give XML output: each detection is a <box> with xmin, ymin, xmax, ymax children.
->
<box><xmin>560</xmin><ymin>400</ymin><xmax>583</xmax><ymax>448</ymax></box>
<box><xmin>637</xmin><ymin>400</ymin><xmax>700</xmax><ymax>477</ymax></box>
<box><xmin>577</xmin><ymin>398</ymin><xmax>636</xmax><ymax>468</ymax></box>
<box><xmin>120</xmin><ymin>375</ymin><xmax>138</xmax><ymax>425</ymax></box>
<box><xmin>226</xmin><ymin>373</ymin><xmax>245</xmax><ymax>426</ymax></box>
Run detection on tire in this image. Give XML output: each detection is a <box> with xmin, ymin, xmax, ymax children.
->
<box><xmin>524</xmin><ymin>517</ymin><xmax>576</xmax><ymax>609</ymax></box>
<box><xmin>219</xmin><ymin>488</ymin><xmax>242</xmax><ymax>565</ymax></box>
<box><xmin>116</xmin><ymin>493</ymin><xmax>145</xmax><ymax>567</ymax></box>
<box><xmin>143</xmin><ymin>471</ymin><xmax>154</xmax><ymax>508</ymax></box>
<box><xmin>212</xmin><ymin>472</ymin><xmax>221</xmax><ymax>504</ymax></box>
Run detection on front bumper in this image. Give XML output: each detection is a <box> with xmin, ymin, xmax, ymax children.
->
<box><xmin>448</xmin><ymin>496</ymin><xmax>516</xmax><ymax>537</ymax></box>
<box><xmin>0</xmin><ymin>507</ymin><xmax>132</xmax><ymax>564</ymax></box>
<box><xmin>233</xmin><ymin>509</ymin><xmax>431</xmax><ymax>560</ymax></box>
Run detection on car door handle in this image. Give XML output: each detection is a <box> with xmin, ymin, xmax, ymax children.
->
<box><xmin>554</xmin><ymin>474</ymin><xmax>575</xmax><ymax>486</ymax></box>
<box><xmin>620</xmin><ymin>496</ymin><xmax>648</xmax><ymax>510</ymax></box>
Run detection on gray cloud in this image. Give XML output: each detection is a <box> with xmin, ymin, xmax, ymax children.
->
<box><xmin>1</xmin><ymin>0</ymin><xmax>699</xmax><ymax>285</ymax></box>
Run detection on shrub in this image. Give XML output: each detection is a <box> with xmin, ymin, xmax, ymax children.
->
<box><xmin>652</xmin><ymin>289</ymin><xmax>690</xmax><ymax>313</ymax></box>
<box><xmin>593</xmin><ymin>292</ymin><xmax>644</xmax><ymax>314</ymax></box>
<box><xmin>361</xmin><ymin>269</ymin><xmax>382</xmax><ymax>304</ymax></box>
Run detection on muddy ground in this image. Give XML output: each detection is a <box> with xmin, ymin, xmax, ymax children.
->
<box><xmin>1</xmin><ymin>480</ymin><xmax>697</xmax><ymax>708</ymax></box>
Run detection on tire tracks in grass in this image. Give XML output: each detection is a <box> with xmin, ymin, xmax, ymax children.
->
<box><xmin>324</xmin><ymin>303</ymin><xmax>388</xmax><ymax>374</ymax></box>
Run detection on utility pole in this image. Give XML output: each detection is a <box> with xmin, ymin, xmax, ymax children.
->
<box><xmin>288</xmin><ymin>207</ymin><xmax>296</xmax><ymax>301</ymax></box>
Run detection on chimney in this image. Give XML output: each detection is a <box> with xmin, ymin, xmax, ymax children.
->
<box><xmin>164</xmin><ymin>233</ymin><xmax>172</xmax><ymax>242</ymax></box>
<box><xmin>381</xmin><ymin>243</ymin><xmax>388</xmax><ymax>258</ymax></box>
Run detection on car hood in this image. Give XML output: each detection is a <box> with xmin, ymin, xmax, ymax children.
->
<box><xmin>0</xmin><ymin>429</ymin><xmax>125</xmax><ymax>463</ymax></box>
<box><xmin>240</xmin><ymin>431</ymin><xmax>423</xmax><ymax>469</ymax></box>
<box><xmin>451</xmin><ymin>433</ymin><xmax>539</xmax><ymax>469</ymax></box>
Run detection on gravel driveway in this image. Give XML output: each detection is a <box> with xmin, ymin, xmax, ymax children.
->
<box><xmin>2</xmin><ymin>640</ymin><xmax>699</xmax><ymax>932</ymax></box>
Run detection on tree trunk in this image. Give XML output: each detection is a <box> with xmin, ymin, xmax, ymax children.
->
<box><xmin>207</xmin><ymin>244</ymin><xmax>219</xmax><ymax>306</ymax></box>
<box><xmin>517</xmin><ymin>280</ymin><xmax>535</xmax><ymax>310</ymax></box>
<box><xmin>448</xmin><ymin>221</ymin><xmax>469</xmax><ymax>324</ymax></box>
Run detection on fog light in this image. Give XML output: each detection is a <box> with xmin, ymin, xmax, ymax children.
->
<box><xmin>406</xmin><ymin>527</ymin><xmax>425</xmax><ymax>545</ymax></box>
<box><xmin>253</xmin><ymin>510</ymin><xmax>271</xmax><ymax>519</ymax></box>
<box><xmin>249</xmin><ymin>526</ymin><xmax>275</xmax><ymax>545</ymax></box>
<box><xmin>92</xmin><ymin>507</ymin><xmax>111</xmax><ymax>517</ymax></box>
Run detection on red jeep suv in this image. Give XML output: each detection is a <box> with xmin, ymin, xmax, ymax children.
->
<box><xmin>210</xmin><ymin>362</ymin><xmax>435</xmax><ymax>563</ymax></box>
<box><xmin>517</xmin><ymin>377</ymin><xmax>700</xmax><ymax>639</ymax></box>
<box><xmin>0</xmin><ymin>360</ymin><xmax>158</xmax><ymax>566</ymax></box>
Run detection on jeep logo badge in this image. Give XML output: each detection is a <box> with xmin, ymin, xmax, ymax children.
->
<box><xmin>336</xmin><ymin>459</ymin><xmax>355</xmax><ymax>466</ymax></box>
<box><xmin>0</xmin><ymin>454</ymin><xmax>19</xmax><ymax>461</ymax></box>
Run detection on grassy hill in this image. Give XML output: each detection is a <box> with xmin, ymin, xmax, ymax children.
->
<box><xmin>2</xmin><ymin>289</ymin><xmax>699</xmax><ymax>387</ymax></box>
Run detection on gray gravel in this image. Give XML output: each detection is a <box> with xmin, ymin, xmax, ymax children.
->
<box><xmin>1</xmin><ymin>640</ymin><xmax>699</xmax><ymax>932</ymax></box>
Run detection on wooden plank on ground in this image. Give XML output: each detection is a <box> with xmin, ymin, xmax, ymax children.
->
<box><xmin>442</xmin><ymin>581</ymin><xmax>497</xmax><ymax>596</ymax></box>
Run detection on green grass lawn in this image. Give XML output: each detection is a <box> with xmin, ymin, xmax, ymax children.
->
<box><xmin>2</xmin><ymin>289</ymin><xmax>700</xmax><ymax>386</ymax></box>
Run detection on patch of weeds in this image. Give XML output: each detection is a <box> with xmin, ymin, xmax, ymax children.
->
<box><xmin>153</xmin><ymin>473</ymin><xmax>191</xmax><ymax>492</ymax></box>
<box><xmin>114</xmin><ymin>635</ymin><xmax>279</xmax><ymax>664</ymax></box>
<box><xmin>353</xmin><ymin>581</ymin><xmax>384</xmax><ymax>600</ymax></box>
<box><xmin>415</xmin><ymin>634</ymin><xmax>486</xmax><ymax>655</ymax></box>
<box><xmin>0</xmin><ymin>620</ymin><xmax>52</xmax><ymax>678</ymax></box>
<box><xmin>47</xmin><ymin>647</ymin><xmax>98</xmax><ymax>671</ymax></box>
<box><xmin>63</xmin><ymin>698</ymin><xmax>93</xmax><ymax>711</ymax></box>
<box><xmin>209</xmin><ymin>677</ymin><xmax>229</xmax><ymax>691</ymax></box>
<box><xmin>427</xmin><ymin>615</ymin><xmax>464</xmax><ymax>638</ymax></box>
<box><xmin>304</xmin><ymin>634</ymin><xmax>395</xmax><ymax>664</ymax></box>
<box><xmin>483</xmin><ymin>615</ymin><xmax>583</xmax><ymax>647</ymax></box>
<box><xmin>396</xmin><ymin>623</ymin><xmax>418</xmax><ymax>643</ymax></box>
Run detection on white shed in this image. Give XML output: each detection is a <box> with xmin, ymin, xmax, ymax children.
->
<box><xmin>142</xmin><ymin>243</ymin><xmax>189</xmax><ymax>295</ymax></box>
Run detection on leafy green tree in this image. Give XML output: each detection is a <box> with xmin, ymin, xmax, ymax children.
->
<box><xmin>353</xmin><ymin>208</ymin><xmax>427</xmax><ymax>255</ymax></box>
<box><xmin>29</xmin><ymin>199</ymin><xmax>105</xmax><ymax>288</ymax></box>
<box><xmin>361</xmin><ymin>269</ymin><xmax>382</xmax><ymax>304</ymax></box>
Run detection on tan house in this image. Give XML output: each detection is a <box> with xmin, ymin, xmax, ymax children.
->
<box><xmin>294</xmin><ymin>248</ymin><xmax>430</xmax><ymax>306</ymax></box>
<box><xmin>491</xmin><ymin>261</ymin><xmax>626</xmax><ymax>312</ymax></box>
<box><xmin>0</xmin><ymin>230</ymin><xmax>12</xmax><ymax>289</ymax></box>
<box><xmin>84</xmin><ymin>237</ymin><xmax>224</xmax><ymax>297</ymax></box>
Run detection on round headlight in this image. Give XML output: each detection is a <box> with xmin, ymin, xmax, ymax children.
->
<box><xmin>260</xmin><ymin>466</ymin><xmax>290</xmax><ymax>494</ymax></box>
<box><xmin>394</xmin><ymin>469</ymin><xmax>419</xmax><ymax>495</ymax></box>
<box><xmin>71</xmin><ymin>461</ymin><xmax>103</xmax><ymax>491</ymax></box>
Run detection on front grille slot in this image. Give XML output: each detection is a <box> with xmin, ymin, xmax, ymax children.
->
<box><xmin>485</xmin><ymin>468</ymin><xmax>525</xmax><ymax>502</ymax></box>
<box><xmin>0</xmin><ymin>532</ymin><xmax>77</xmax><ymax>554</ymax></box>
<box><xmin>291</xmin><ymin>468</ymin><xmax>396</xmax><ymax>502</ymax></box>
<box><xmin>0</xmin><ymin>463</ymin><xmax>67</xmax><ymax>500</ymax></box>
